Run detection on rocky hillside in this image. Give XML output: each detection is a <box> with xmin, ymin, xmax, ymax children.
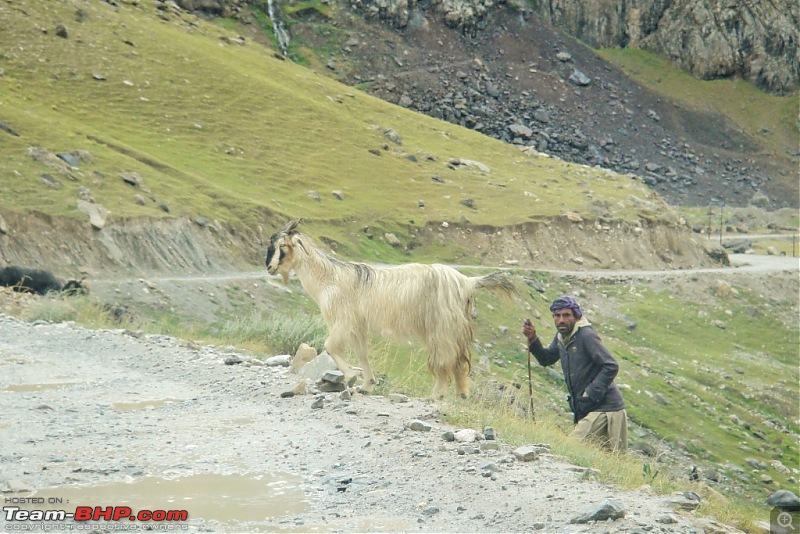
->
<box><xmin>336</xmin><ymin>0</ymin><xmax>798</xmax><ymax>94</ymax></box>
<box><xmin>338</xmin><ymin>0</ymin><xmax>799</xmax><ymax>96</ymax></box>
<box><xmin>173</xmin><ymin>0</ymin><xmax>799</xmax><ymax>210</ymax></box>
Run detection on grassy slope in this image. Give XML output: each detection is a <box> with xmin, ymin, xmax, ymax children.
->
<box><xmin>0</xmin><ymin>0</ymin><xmax>663</xmax><ymax>254</ymax></box>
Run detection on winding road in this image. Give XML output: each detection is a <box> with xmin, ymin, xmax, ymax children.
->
<box><xmin>87</xmin><ymin>254</ymin><xmax>798</xmax><ymax>287</ymax></box>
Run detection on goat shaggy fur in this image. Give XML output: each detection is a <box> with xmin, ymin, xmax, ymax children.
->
<box><xmin>265</xmin><ymin>219</ymin><xmax>516</xmax><ymax>397</ymax></box>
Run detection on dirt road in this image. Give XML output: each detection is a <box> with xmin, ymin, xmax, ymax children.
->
<box><xmin>0</xmin><ymin>312</ymin><xmax>733</xmax><ymax>533</ymax></box>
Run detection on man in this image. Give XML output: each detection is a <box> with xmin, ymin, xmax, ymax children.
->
<box><xmin>523</xmin><ymin>296</ymin><xmax>627</xmax><ymax>452</ymax></box>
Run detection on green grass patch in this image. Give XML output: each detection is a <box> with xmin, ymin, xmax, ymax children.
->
<box><xmin>596</xmin><ymin>48</ymin><xmax>798</xmax><ymax>162</ymax></box>
<box><xmin>217</xmin><ymin>308</ymin><xmax>327</xmax><ymax>354</ymax></box>
<box><xmin>0</xmin><ymin>0</ymin><xmax>677</xmax><ymax>240</ymax></box>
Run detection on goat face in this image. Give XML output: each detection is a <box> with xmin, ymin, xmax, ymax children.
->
<box><xmin>265</xmin><ymin>231</ymin><xmax>295</xmax><ymax>284</ymax></box>
<box><xmin>265</xmin><ymin>219</ymin><xmax>303</xmax><ymax>284</ymax></box>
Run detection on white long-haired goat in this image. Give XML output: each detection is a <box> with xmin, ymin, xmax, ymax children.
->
<box><xmin>265</xmin><ymin>219</ymin><xmax>516</xmax><ymax>397</ymax></box>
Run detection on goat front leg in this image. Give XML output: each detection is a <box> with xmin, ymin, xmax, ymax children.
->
<box><xmin>324</xmin><ymin>335</ymin><xmax>359</xmax><ymax>387</ymax></box>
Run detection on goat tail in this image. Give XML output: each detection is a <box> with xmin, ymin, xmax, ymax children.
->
<box><xmin>474</xmin><ymin>271</ymin><xmax>517</xmax><ymax>298</ymax></box>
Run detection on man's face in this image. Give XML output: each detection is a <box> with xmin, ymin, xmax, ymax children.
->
<box><xmin>552</xmin><ymin>309</ymin><xmax>577</xmax><ymax>335</ymax></box>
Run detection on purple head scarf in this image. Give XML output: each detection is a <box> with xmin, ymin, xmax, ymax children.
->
<box><xmin>549</xmin><ymin>296</ymin><xmax>583</xmax><ymax>319</ymax></box>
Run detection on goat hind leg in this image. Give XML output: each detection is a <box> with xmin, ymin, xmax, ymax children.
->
<box><xmin>352</xmin><ymin>336</ymin><xmax>376</xmax><ymax>393</ymax></box>
<box><xmin>454</xmin><ymin>357</ymin><xmax>470</xmax><ymax>399</ymax></box>
<box><xmin>429</xmin><ymin>362</ymin><xmax>451</xmax><ymax>399</ymax></box>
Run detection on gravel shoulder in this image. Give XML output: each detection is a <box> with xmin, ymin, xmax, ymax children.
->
<box><xmin>0</xmin><ymin>313</ymin><xmax>734</xmax><ymax>533</ymax></box>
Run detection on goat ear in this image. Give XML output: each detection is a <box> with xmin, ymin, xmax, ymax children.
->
<box><xmin>284</xmin><ymin>218</ymin><xmax>303</xmax><ymax>235</ymax></box>
<box><xmin>295</xmin><ymin>237</ymin><xmax>308</xmax><ymax>255</ymax></box>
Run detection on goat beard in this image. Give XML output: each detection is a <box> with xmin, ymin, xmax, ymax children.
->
<box><xmin>280</xmin><ymin>272</ymin><xmax>290</xmax><ymax>285</ymax></box>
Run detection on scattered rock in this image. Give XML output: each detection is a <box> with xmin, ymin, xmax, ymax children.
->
<box><xmin>570</xmin><ymin>498</ymin><xmax>625</xmax><ymax>523</ymax></box>
<box><xmin>292</xmin><ymin>343</ymin><xmax>318</xmax><ymax>372</ymax></box>
<box><xmin>0</xmin><ymin>122</ymin><xmax>20</xmax><ymax>136</ymax></box>
<box><xmin>453</xmin><ymin>428</ymin><xmax>477</xmax><ymax>442</ymax></box>
<box><xmin>405</xmin><ymin>419</ymin><xmax>432</xmax><ymax>432</ymax></box>
<box><xmin>383</xmin><ymin>128</ymin><xmax>403</xmax><ymax>145</ymax></box>
<box><xmin>297</xmin><ymin>352</ymin><xmax>337</xmax><ymax>382</ymax></box>
<box><xmin>512</xmin><ymin>445</ymin><xmax>540</xmax><ymax>462</ymax></box>
<box><xmin>120</xmin><ymin>171</ymin><xmax>143</xmax><ymax>188</ymax></box>
<box><xmin>321</xmin><ymin>370</ymin><xmax>345</xmax><ymax>384</ymax></box>
<box><xmin>40</xmin><ymin>174</ymin><xmax>63</xmax><ymax>189</ymax></box>
<box><xmin>384</xmin><ymin>233</ymin><xmax>401</xmax><ymax>247</ymax></box>
<box><xmin>767</xmin><ymin>490</ymin><xmax>800</xmax><ymax>511</ymax></box>
<box><xmin>294</xmin><ymin>378</ymin><xmax>312</xmax><ymax>395</ymax></box>
<box><xmin>77</xmin><ymin>200</ymin><xmax>108</xmax><ymax>230</ymax></box>
<box><xmin>669</xmin><ymin>491</ymin><xmax>701</xmax><ymax>511</ymax></box>
<box><xmin>265</xmin><ymin>354</ymin><xmax>291</xmax><ymax>367</ymax></box>
<box><xmin>568</xmin><ymin>69</ymin><xmax>592</xmax><ymax>86</ymax></box>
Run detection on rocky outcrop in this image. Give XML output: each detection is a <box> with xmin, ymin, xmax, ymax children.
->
<box><xmin>527</xmin><ymin>0</ymin><xmax>798</xmax><ymax>95</ymax></box>
<box><xmin>342</xmin><ymin>0</ymin><xmax>798</xmax><ymax>94</ymax></box>
<box><xmin>348</xmin><ymin>0</ymin><xmax>506</xmax><ymax>34</ymax></box>
<box><xmin>169</xmin><ymin>0</ymin><xmax>248</xmax><ymax>18</ymax></box>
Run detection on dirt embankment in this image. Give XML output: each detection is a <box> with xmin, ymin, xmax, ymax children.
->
<box><xmin>427</xmin><ymin>219</ymin><xmax>720</xmax><ymax>270</ymax></box>
<box><xmin>0</xmin><ymin>211</ymin><xmax>721</xmax><ymax>281</ymax></box>
<box><xmin>0</xmin><ymin>211</ymin><xmax>260</xmax><ymax>279</ymax></box>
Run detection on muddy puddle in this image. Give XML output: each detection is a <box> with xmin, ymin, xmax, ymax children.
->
<box><xmin>111</xmin><ymin>398</ymin><xmax>179</xmax><ymax>411</ymax></box>
<box><xmin>15</xmin><ymin>473</ymin><xmax>309</xmax><ymax>526</ymax></box>
<box><xmin>4</xmin><ymin>382</ymin><xmax>80</xmax><ymax>392</ymax></box>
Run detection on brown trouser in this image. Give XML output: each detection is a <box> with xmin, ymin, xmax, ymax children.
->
<box><xmin>571</xmin><ymin>409</ymin><xmax>628</xmax><ymax>452</ymax></box>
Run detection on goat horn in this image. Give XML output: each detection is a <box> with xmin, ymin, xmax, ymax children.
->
<box><xmin>284</xmin><ymin>218</ymin><xmax>303</xmax><ymax>234</ymax></box>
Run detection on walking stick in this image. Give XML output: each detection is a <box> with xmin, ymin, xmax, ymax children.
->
<box><xmin>527</xmin><ymin>347</ymin><xmax>536</xmax><ymax>421</ymax></box>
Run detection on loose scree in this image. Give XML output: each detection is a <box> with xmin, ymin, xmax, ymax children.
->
<box><xmin>265</xmin><ymin>219</ymin><xmax>516</xmax><ymax>397</ymax></box>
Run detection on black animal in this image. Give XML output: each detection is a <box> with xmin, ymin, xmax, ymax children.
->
<box><xmin>0</xmin><ymin>266</ymin><xmax>87</xmax><ymax>295</ymax></box>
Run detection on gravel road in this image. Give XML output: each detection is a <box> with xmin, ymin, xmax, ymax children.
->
<box><xmin>0</xmin><ymin>313</ymin><xmax>737</xmax><ymax>533</ymax></box>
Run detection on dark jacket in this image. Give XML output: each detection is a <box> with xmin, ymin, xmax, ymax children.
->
<box><xmin>528</xmin><ymin>319</ymin><xmax>625</xmax><ymax>422</ymax></box>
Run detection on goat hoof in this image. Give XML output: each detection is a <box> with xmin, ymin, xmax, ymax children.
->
<box><xmin>343</xmin><ymin>376</ymin><xmax>358</xmax><ymax>387</ymax></box>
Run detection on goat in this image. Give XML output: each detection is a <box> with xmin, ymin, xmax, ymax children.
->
<box><xmin>0</xmin><ymin>266</ymin><xmax>88</xmax><ymax>296</ymax></box>
<box><xmin>265</xmin><ymin>219</ymin><xmax>516</xmax><ymax>397</ymax></box>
